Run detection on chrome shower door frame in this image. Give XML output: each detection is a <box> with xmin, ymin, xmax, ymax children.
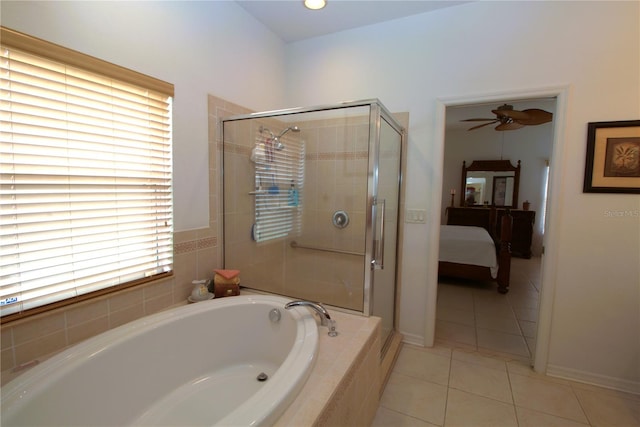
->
<box><xmin>221</xmin><ymin>99</ymin><xmax>404</xmax><ymax>322</ymax></box>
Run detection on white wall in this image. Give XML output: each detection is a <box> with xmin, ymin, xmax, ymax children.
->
<box><xmin>0</xmin><ymin>0</ymin><xmax>287</xmax><ymax>231</ymax></box>
<box><xmin>284</xmin><ymin>1</ymin><xmax>639</xmax><ymax>391</ymax></box>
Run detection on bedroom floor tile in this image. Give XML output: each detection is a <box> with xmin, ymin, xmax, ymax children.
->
<box><xmin>435</xmin><ymin>256</ymin><xmax>540</xmax><ymax>358</ymax></box>
<box><xmin>435</xmin><ymin>305</ymin><xmax>475</xmax><ymax>326</ymax></box>
<box><xmin>518</xmin><ymin>320</ymin><xmax>537</xmax><ymax>338</ymax></box>
<box><xmin>475</xmin><ymin>311</ymin><xmax>521</xmax><ymax>335</ymax></box>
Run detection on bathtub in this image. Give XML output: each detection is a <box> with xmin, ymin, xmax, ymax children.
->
<box><xmin>1</xmin><ymin>295</ymin><xmax>319</xmax><ymax>426</ymax></box>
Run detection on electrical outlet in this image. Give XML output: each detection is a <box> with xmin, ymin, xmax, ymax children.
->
<box><xmin>405</xmin><ymin>209</ymin><xmax>426</xmax><ymax>224</ymax></box>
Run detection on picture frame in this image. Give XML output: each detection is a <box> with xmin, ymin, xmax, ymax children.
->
<box><xmin>583</xmin><ymin>120</ymin><xmax>640</xmax><ymax>194</ymax></box>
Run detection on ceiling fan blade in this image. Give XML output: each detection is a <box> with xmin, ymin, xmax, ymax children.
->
<box><xmin>461</xmin><ymin>118</ymin><xmax>498</xmax><ymax>122</ymax></box>
<box><xmin>515</xmin><ymin>109</ymin><xmax>553</xmax><ymax>125</ymax></box>
<box><xmin>495</xmin><ymin>121</ymin><xmax>525</xmax><ymax>131</ymax></box>
<box><xmin>492</xmin><ymin>108</ymin><xmax>530</xmax><ymax>120</ymax></box>
<box><xmin>467</xmin><ymin>120</ymin><xmax>499</xmax><ymax>131</ymax></box>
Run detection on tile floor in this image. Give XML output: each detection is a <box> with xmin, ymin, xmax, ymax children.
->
<box><xmin>373</xmin><ymin>344</ymin><xmax>640</xmax><ymax>426</ymax></box>
<box><xmin>373</xmin><ymin>257</ymin><xmax>640</xmax><ymax>426</ymax></box>
<box><xmin>435</xmin><ymin>256</ymin><xmax>542</xmax><ymax>358</ymax></box>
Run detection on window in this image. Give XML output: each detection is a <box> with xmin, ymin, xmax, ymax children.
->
<box><xmin>0</xmin><ymin>27</ymin><xmax>174</xmax><ymax>321</ymax></box>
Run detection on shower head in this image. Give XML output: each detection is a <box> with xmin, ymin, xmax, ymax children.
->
<box><xmin>273</xmin><ymin>126</ymin><xmax>301</xmax><ymax>150</ymax></box>
<box><xmin>277</xmin><ymin>126</ymin><xmax>300</xmax><ymax>138</ymax></box>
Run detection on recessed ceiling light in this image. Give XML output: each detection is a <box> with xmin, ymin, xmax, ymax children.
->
<box><xmin>304</xmin><ymin>0</ymin><xmax>326</xmax><ymax>10</ymax></box>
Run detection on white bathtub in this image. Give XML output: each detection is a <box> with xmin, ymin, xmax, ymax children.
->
<box><xmin>1</xmin><ymin>295</ymin><xmax>319</xmax><ymax>426</ymax></box>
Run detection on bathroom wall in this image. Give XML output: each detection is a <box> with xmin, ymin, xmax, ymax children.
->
<box><xmin>283</xmin><ymin>1</ymin><xmax>640</xmax><ymax>392</ymax></box>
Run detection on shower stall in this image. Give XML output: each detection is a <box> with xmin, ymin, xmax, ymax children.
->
<box><xmin>221</xmin><ymin>99</ymin><xmax>404</xmax><ymax>351</ymax></box>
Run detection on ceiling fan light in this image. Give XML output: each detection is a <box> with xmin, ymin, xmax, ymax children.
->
<box><xmin>304</xmin><ymin>0</ymin><xmax>326</xmax><ymax>10</ymax></box>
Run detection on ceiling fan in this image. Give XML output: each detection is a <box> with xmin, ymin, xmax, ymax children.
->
<box><xmin>462</xmin><ymin>104</ymin><xmax>553</xmax><ymax>131</ymax></box>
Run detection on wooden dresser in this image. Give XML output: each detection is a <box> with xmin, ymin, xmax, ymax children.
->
<box><xmin>446</xmin><ymin>207</ymin><xmax>535</xmax><ymax>258</ymax></box>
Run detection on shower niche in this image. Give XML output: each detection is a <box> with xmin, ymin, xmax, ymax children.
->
<box><xmin>222</xmin><ymin>99</ymin><xmax>404</xmax><ymax>348</ymax></box>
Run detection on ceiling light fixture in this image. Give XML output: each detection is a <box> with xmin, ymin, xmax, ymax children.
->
<box><xmin>304</xmin><ymin>0</ymin><xmax>326</xmax><ymax>10</ymax></box>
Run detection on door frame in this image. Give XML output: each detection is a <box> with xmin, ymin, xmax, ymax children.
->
<box><xmin>430</xmin><ymin>85</ymin><xmax>570</xmax><ymax>372</ymax></box>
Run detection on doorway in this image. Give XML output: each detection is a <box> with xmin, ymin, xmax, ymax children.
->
<box><xmin>430</xmin><ymin>86</ymin><xmax>569</xmax><ymax>371</ymax></box>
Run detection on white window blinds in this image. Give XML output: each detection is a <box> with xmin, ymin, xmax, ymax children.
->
<box><xmin>0</xmin><ymin>28</ymin><xmax>174</xmax><ymax>319</ymax></box>
<box><xmin>252</xmin><ymin>134</ymin><xmax>304</xmax><ymax>242</ymax></box>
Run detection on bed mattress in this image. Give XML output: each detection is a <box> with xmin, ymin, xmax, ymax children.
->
<box><xmin>439</xmin><ymin>225</ymin><xmax>498</xmax><ymax>278</ymax></box>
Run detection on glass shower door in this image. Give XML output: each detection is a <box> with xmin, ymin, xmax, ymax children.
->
<box><xmin>371</xmin><ymin>114</ymin><xmax>402</xmax><ymax>347</ymax></box>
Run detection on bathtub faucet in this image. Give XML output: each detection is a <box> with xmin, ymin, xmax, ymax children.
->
<box><xmin>285</xmin><ymin>300</ymin><xmax>338</xmax><ymax>337</ymax></box>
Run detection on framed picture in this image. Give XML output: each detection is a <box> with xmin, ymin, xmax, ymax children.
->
<box><xmin>583</xmin><ymin>120</ymin><xmax>640</xmax><ymax>193</ymax></box>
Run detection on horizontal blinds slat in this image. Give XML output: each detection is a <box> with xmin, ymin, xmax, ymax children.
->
<box><xmin>0</xmin><ymin>33</ymin><xmax>173</xmax><ymax>318</ymax></box>
<box><xmin>1</xmin><ymin>70</ymin><xmax>171</xmax><ymax>118</ymax></box>
<box><xmin>1</xmin><ymin>249</ymin><xmax>173</xmax><ymax>288</ymax></box>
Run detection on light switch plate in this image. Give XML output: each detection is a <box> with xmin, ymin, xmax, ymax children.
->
<box><xmin>405</xmin><ymin>209</ymin><xmax>426</xmax><ymax>224</ymax></box>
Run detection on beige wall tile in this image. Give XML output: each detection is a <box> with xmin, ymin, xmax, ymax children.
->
<box><xmin>143</xmin><ymin>279</ymin><xmax>173</xmax><ymax>301</ymax></box>
<box><xmin>12</xmin><ymin>312</ymin><xmax>65</xmax><ymax>346</ymax></box>
<box><xmin>14</xmin><ymin>330</ymin><xmax>66</xmax><ymax>366</ymax></box>
<box><xmin>109</xmin><ymin>288</ymin><xmax>143</xmax><ymax>312</ymax></box>
<box><xmin>109</xmin><ymin>304</ymin><xmax>144</xmax><ymax>329</ymax></box>
<box><xmin>67</xmin><ymin>316</ymin><xmax>109</xmax><ymax>346</ymax></box>
<box><xmin>144</xmin><ymin>292</ymin><xmax>174</xmax><ymax>315</ymax></box>
<box><xmin>174</xmin><ymin>229</ymin><xmax>199</xmax><ymax>244</ymax></box>
<box><xmin>65</xmin><ymin>300</ymin><xmax>108</xmax><ymax>327</ymax></box>
<box><xmin>1</xmin><ymin>326</ymin><xmax>13</xmax><ymax>351</ymax></box>
<box><xmin>2</xmin><ymin>347</ymin><xmax>15</xmax><ymax>372</ymax></box>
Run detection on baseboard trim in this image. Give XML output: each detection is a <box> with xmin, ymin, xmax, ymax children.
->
<box><xmin>547</xmin><ymin>364</ymin><xmax>640</xmax><ymax>395</ymax></box>
<box><xmin>400</xmin><ymin>332</ymin><xmax>424</xmax><ymax>347</ymax></box>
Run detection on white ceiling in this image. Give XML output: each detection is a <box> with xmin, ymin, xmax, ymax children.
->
<box><xmin>235</xmin><ymin>0</ymin><xmax>471</xmax><ymax>43</ymax></box>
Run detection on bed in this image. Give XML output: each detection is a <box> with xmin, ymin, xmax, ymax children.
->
<box><xmin>438</xmin><ymin>207</ymin><xmax>513</xmax><ymax>293</ymax></box>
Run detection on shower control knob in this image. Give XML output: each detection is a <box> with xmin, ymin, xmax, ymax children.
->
<box><xmin>332</xmin><ymin>211</ymin><xmax>350</xmax><ymax>229</ymax></box>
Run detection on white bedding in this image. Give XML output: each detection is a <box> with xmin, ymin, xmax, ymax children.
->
<box><xmin>439</xmin><ymin>225</ymin><xmax>498</xmax><ymax>278</ymax></box>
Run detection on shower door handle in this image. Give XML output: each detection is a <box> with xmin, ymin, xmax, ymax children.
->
<box><xmin>372</xmin><ymin>198</ymin><xmax>386</xmax><ymax>270</ymax></box>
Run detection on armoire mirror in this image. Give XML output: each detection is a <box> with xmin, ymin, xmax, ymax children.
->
<box><xmin>460</xmin><ymin>160</ymin><xmax>521</xmax><ymax>208</ymax></box>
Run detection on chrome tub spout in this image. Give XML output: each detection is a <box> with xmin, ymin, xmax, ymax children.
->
<box><xmin>285</xmin><ymin>300</ymin><xmax>338</xmax><ymax>337</ymax></box>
